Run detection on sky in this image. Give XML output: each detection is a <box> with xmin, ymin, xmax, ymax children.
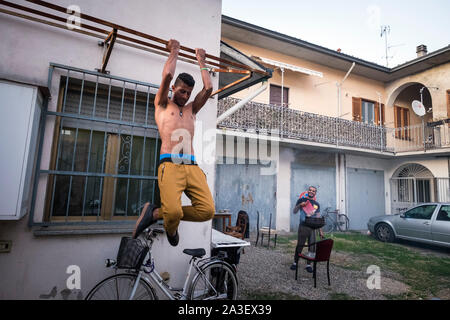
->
<box><xmin>221</xmin><ymin>0</ymin><xmax>450</xmax><ymax>68</ymax></box>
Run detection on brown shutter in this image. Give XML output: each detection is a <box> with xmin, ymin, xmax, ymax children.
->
<box><xmin>374</xmin><ymin>102</ymin><xmax>380</xmax><ymax>126</ymax></box>
<box><xmin>404</xmin><ymin>108</ymin><xmax>410</xmax><ymax>140</ymax></box>
<box><xmin>381</xmin><ymin>104</ymin><xmax>385</xmax><ymax>125</ymax></box>
<box><xmin>394</xmin><ymin>106</ymin><xmax>400</xmax><ymax>138</ymax></box>
<box><xmin>270</xmin><ymin>84</ymin><xmax>289</xmax><ymax>107</ymax></box>
<box><xmin>374</xmin><ymin>102</ymin><xmax>379</xmax><ymax>125</ymax></box>
<box><xmin>269</xmin><ymin>84</ymin><xmax>280</xmax><ymax>106</ymax></box>
<box><xmin>352</xmin><ymin>97</ymin><xmax>362</xmax><ymax>122</ymax></box>
<box><xmin>282</xmin><ymin>87</ymin><xmax>289</xmax><ymax>107</ymax></box>
<box><xmin>447</xmin><ymin>90</ymin><xmax>450</xmax><ymax>127</ymax></box>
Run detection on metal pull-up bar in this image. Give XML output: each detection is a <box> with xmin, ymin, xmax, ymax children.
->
<box><xmin>24</xmin><ymin>0</ymin><xmax>268</xmax><ymax>75</ymax></box>
<box><xmin>0</xmin><ymin>0</ymin><xmax>269</xmax><ymax>96</ymax></box>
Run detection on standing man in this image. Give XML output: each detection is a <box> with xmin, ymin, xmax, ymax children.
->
<box><xmin>290</xmin><ymin>186</ymin><xmax>324</xmax><ymax>273</ymax></box>
<box><xmin>132</xmin><ymin>39</ymin><xmax>215</xmax><ymax>246</ymax></box>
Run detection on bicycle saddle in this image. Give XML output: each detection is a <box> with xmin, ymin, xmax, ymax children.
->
<box><xmin>183</xmin><ymin>248</ymin><xmax>206</xmax><ymax>258</ymax></box>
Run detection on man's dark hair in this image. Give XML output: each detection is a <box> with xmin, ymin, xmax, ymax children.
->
<box><xmin>174</xmin><ymin>72</ymin><xmax>195</xmax><ymax>87</ymax></box>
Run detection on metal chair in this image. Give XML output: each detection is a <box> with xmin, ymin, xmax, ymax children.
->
<box><xmin>295</xmin><ymin>238</ymin><xmax>334</xmax><ymax>288</ymax></box>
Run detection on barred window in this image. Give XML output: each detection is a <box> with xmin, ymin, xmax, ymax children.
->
<box><xmin>44</xmin><ymin>73</ymin><xmax>160</xmax><ymax>223</ymax></box>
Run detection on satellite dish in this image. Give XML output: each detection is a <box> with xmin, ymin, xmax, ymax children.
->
<box><xmin>411</xmin><ymin>100</ymin><xmax>426</xmax><ymax>117</ymax></box>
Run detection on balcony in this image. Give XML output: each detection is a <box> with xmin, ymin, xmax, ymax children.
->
<box><xmin>217</xmin><ymin>97</ymin><xmax>450</xmax><ymax>154</ymax></box>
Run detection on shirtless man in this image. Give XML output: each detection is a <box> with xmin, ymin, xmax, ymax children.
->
<box><xmin>132</xmin><ymin>39</ymin><xmax>215</xmax><ymax>246</ymax></box>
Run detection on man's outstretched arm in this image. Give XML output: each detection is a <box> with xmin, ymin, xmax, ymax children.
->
<box><xmin>192</xmin><ymin>48</ymin><xmax>213</xmax><ymax>114</ymax></box>
<box><xmin>155</xmin><ymin>39</ymin><xmax>180</xmax><ymax>109</ymax></box>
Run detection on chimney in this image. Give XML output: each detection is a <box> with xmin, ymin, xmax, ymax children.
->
<box><xmin>416</xmin><ymin>44</ymin><xmax>428</xmax><ymax>57</ymax></box>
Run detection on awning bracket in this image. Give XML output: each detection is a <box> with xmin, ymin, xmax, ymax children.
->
<box><xmin>97</xmin><ymin>28</ymin><xmax>117</xmax><ymax>74</ymax></box>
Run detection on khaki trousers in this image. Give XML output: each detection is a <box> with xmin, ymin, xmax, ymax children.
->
<box><xmin>158</xmin><ymin>161</ymin><xmax>215</xmax><ymax>235</ymax></box>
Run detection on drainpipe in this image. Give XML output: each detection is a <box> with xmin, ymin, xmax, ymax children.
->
<box><xmin>336</xmin><ymin>62</ymin><xmax>356</xmax><ymax>147</ymax></box>
<box><xmin>376</xmin><ymin>91</ymin><xmax>383</xmax><ymax>151</ymax></box>
<box><xmin>216</xmin><ymin>81</ymin><xmax>268</xmax><ymax>124</ymax></box>
<box><xmin>280</xmin><ymin>67</ymin><xmax>285</xmax><ymax>106</ymax></box>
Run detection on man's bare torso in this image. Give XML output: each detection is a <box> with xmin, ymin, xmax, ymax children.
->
<box><xmin>155</xmin><ymin>100</ymin><xmax>196</xmax><ymax>156</ymax></box>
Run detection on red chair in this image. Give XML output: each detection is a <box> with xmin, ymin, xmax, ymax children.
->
<box><xmin>295</xmin><ymin>238</ymin><xmax>334</xmax><ymax>288</ymax></box>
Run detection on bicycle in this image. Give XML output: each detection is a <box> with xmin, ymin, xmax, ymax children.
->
<box><xmin>85</xmin><ymin>227</ymin><xmax>238</xmax><ymax>300</ymax></box>
<box><xmin>321</xmin><ymin>208</ymin><xmax>349</xmax><ymax>233</ymax></box>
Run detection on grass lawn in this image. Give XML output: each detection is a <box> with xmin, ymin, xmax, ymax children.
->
<box><xmin>276</xmin><ymin>231</ymin><xmax>450</xmax><ymax>299</ymax></box>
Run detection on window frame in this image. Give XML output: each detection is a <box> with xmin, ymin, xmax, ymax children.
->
<box><xmin>403</xmin><ymin>204</ymin><xmax>437</xmax><ymax>220</ymax></box>
<box><xmin>32</xmin><ymin>64</ymin><xmax>162</xmax><ymax>226</ymax></box>
<box><xmin>352</xmin><ymin>97</ymin><xmax>385</xmax><ymax>126</ymax></box>
<box><xmin>394</xmin><ymin>105</ymin><xmax>411</xmax><ymax>140</ymax></box>
<box><xmin>437</xmin><ymin>205</ymin><xmax>450</xmax><ymax>222</ymax></box>
<box><xmin>269</xmin><ymin>84</ymin><xmax>289</xmax><ymax>107</ymax></box>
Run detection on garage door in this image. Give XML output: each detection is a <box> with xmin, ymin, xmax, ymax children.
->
<box><xmin>347</xmin><ymin>168</ymin><xmax>385</xmax><ymax>230</ymax></box>
<box><xmin>215</xmin><ymin>164</ymin><xmax>277</xmax><ymax>232</ymax></box>
<box><xmin>290</xmin><ymin>163</ymin><xmax>336</xmax><ymax>232</ymax></box>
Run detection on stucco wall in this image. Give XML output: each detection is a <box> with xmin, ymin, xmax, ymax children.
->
<box><xmin>0</xmin><ymin>0</ymin><xmax>222</xmax><ymax>299</ymax></box>
<box><xmin>386</xmin><ymin>63</ymin><xmax>450</xmax><ymax>122</ymax></box>
<box><xmin>221</xmin><ymin>37</ymin><xmax>386</xmax><ymax>121</ymax></box>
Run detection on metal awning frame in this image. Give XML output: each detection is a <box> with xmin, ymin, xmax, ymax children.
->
<box><xmin>253</xmin><ymin>56</ymin><xmax>323</xmax><ymax>78</ymax></box>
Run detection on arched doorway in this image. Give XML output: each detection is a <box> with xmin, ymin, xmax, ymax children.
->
<box><xmin>387</xmin><ymin>82</ymin><xmax>436</xmax><ymax>152</ymax></box>
<box><xmin>390</xmin><ymin>163</ymin><xmax>435</xmax><ymax>214</ymax></box>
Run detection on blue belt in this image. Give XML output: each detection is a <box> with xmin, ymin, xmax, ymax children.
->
<box><xmin>159</xmin><ymin>153</ymin><xmax>197</xmax><ymax>164</ymax></box>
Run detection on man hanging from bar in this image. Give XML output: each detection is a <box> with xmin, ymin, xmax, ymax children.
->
<box><xmin>132</xmin><ymin>39</ymin><xmax>215</xmax><ymax>246</ymax></box>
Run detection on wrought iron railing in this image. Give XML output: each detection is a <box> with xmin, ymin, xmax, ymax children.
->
<box><xmin>218</xmin><ymin>98</ymin><xmax>450</xmax><ymax>154</ymax></box>
<box><xmin>390</xmin><ymin>120</ymin><xmax>450</xmax><ymax>152</ymax></box>
<box><xmin>218</xmin><ymin>97</ymin><xmax>390</xmax><ymax>152</ymax></box>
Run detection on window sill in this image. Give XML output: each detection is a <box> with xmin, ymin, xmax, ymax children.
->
<box><xmin>32</xmin><ymin>222</ymin><xmax>165</xmax><ymax>237</ymax></box>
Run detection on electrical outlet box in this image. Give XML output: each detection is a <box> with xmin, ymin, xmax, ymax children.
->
<box><xmin>0</xmin><ymin>240</ymin><xmax>12</xmax><ymax>253</ymax></box>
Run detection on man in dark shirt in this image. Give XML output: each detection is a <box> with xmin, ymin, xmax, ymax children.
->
<box><xmin>290</xmin><ymin>186</ymin><xmax>324</xmax><ymax>272</ymax></box>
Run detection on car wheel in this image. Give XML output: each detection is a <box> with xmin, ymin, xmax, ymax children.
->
<box><xmin>375</xmin><ymin>223</ymin><xmax>395</xmax><ymax>243</ymax></box>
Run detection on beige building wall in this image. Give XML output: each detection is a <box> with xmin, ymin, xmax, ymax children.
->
<box><xmin>386</xmin><ymin>63</ymin><xmax>450</xmax><ymax>122</ymax></box>
<box><xmin>223</xmin><ymin>37</ymin><xmax>450</xmax><ymax>134</ymax></box>
<box><xmin>222</xmin><ymin>37</ymin><xmax>386</xmax><ymax>121</ymax></box>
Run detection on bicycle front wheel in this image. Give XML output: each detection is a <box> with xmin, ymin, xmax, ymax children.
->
<box><xmin>337</xmin><ymin>214</ymin><xmax>349</xmax><ymax>232</ymax></box>
<box><xmin>322</xmin><ymin>215</ymin><xmax>335</xmax><ymax>234</ymax></box>
<box><xmin>189</xmin><ymin>262</ymin><xmax>238</xmax><ymax>300</ymax></box>
<box><xmin>85</xmin><ymin>273</ymin><xmax>156</xmax><ymax>300</ymax></box>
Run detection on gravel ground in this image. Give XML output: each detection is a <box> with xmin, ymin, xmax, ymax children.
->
<box><xmin>236</xmin><ymin>232</ymin><xmax>410</xmax><ymax>300</ymax></box>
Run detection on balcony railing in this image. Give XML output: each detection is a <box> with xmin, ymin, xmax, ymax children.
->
<box><xmin>217</xmin><ymin>97</ymin><xmax>450</xmax><ymax>154</ymax></box>
<box><xmin>390</xmin><ymin>120</ymin><xmax>450</xmax><ymax>152</ymax></box>
<box><xmin>218</xmin><ymin>97</ymin><xmax>390</xmax><ymax>152</ymax></box>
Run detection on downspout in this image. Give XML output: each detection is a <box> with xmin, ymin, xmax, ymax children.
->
<box><xmin>336</xmin><ymin>62</ymin><xmax>356</xmax><ymax>147</ymax></box>
<box><xmin>216</xmin><ymin>81</ymin><xmax>268</xmax><ymax>124</ymax></box>
<box><xmin>281</xmin><ymin>67</ymin><xmax>285</xmax><ymax>106</ymax></box>
<box><xmin>376</xmin><ymin>91</ymin><xmax>383</xmax><ymax>151</ymax></box>
<box><xmin>335</xmin><ymin>62</ymin><xmax>355</xmax><ymax>217</ymax></box>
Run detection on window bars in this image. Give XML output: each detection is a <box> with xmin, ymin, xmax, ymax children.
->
<box><xmin>31</xmin><ymin>63</ymin><xmax>161</xmax><ymax>225</ymax></box>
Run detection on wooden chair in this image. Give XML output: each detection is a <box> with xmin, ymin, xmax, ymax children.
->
<box><xmin>224</xmin><ymin>210</ymin><xmax>249</xmax><ymax>240</ymax></box>
<box><xmin>295</xmin><ymin>238</ymin><xmax>334</xmax><ymax>288</ymax></box>
<box><xmin>256</xmin><ymin>211</ymin><xmax>277</xmax><ymax>248</ymax></box>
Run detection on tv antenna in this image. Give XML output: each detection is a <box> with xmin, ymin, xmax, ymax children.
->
<box><xmin>380</xmin><ymin>25</ymin><xmax>391</xmax><ymax>67</ymax></box>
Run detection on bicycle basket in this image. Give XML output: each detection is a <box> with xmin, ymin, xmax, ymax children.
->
<box><xmin>116</xmin><ymin>237</ymin><xmax>149</xmax><ymax>270</ymax></box>
<box><xmin>303</xmin><ymin>216</ymin><xmax>326</xmax><ymax>230</ymax></box>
